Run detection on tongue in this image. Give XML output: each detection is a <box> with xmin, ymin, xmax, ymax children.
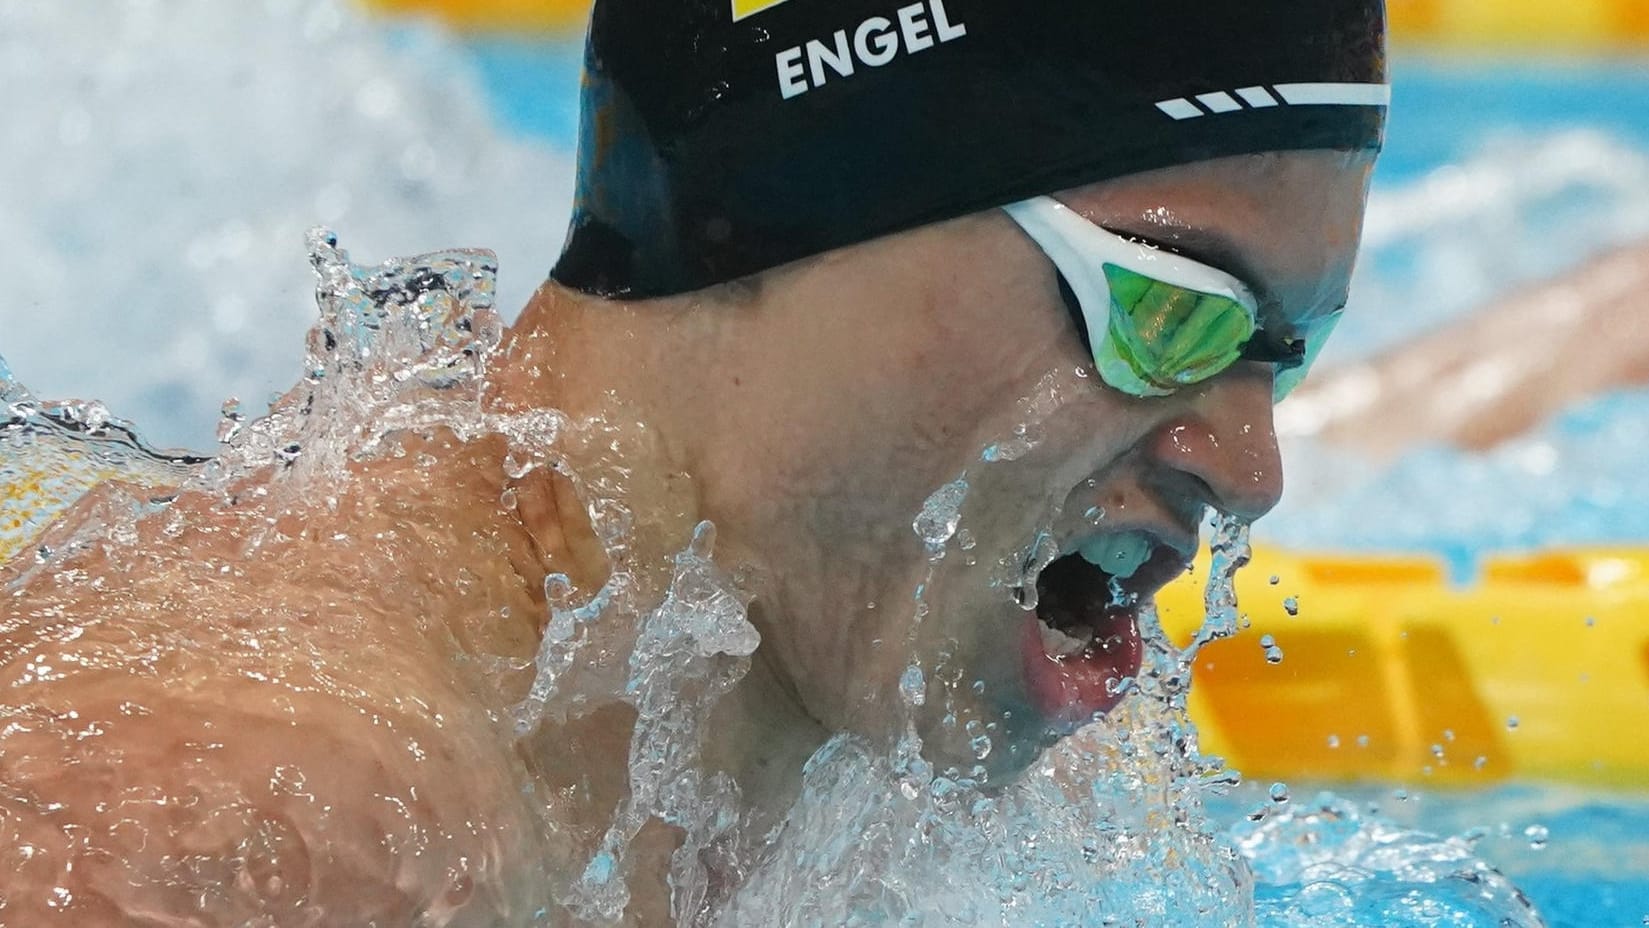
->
<box><xmin>1021</xmin><ymin>554</ymin><xmax>1144</xmax><ymax>726</ymax></box>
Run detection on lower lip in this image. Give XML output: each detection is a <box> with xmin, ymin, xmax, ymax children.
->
<box><xmin>1019</xmin><ymin>607</ymin><xmax>1144</xmax><ymax>729</ymax></box>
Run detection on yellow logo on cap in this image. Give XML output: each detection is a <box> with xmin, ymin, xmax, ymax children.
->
<box><xmin>732</xmin><ymin>0</ymin><xmax>791</xmax><ymax>21</ymax></box>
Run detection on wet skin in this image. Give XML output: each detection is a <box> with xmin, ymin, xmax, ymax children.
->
<box><xmin>0</xmin><ymin>150</ymin><xmax>1373</xmax><ymax>923</ymax></box>
<box><xmin>500</xmin><ymin>150</ymin><xmax>1374</xmax><ymax>780</ymax></box>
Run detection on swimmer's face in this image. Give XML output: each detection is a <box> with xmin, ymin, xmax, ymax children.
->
<box><xmin>694</xmin><ymin>150</ymin><xmax>1376</xmax><ymax>775</ymax></box>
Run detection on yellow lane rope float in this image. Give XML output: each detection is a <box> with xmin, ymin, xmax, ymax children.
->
<box><xmin>361</xmin><ymin>0</ymin><xmax>1649</xmax><ymax>45</ymax></box>
<box><xmin>1157</xmin><ymin>546</ymin><xmax>1649</xmax><ymax>789</ymax></box>
<box><xmin>364</xmin><ymin>0</ymin><xmax>589</xmax><ymax>32</ymax></box>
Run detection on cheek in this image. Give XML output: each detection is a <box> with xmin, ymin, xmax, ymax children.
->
<box><xmin>841</xmin><ymin>327</ymin><xmax>1065</xmax><ymax>485</ymax></box>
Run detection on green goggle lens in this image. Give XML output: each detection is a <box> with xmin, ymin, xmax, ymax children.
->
<box><xmin>1100</xmin><ymin>264</ymin><xmax>1258</xmax><ymax>395</ymax></box>
<box><xmin>1005</xmin><ymin>196</ymin><xmax>1338</xmax><ymax>402</ymax></box>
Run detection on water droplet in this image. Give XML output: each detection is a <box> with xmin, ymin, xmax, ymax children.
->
<box><xmin>913</xmin><ymin>477</ymin><xmax>969</xmax><ymax>549</ymax></box>
<box><xmin>1268</xmin><ymin>782</ymin><xmax>1290</xmax><ymax>804</ymax></box>
<box><xmin>899</xmin><ymin>664</ymin><xmax>927</xmax><ymax>707</ymax></box>
<box><xmin>1268</xmin><ymin>574</ymin><xmax>1280</xmax><ymax>586</ymax></box>
<box><xmin>1282</xmin><ymin>596</ymin><xmax>1299</xmax><ymax>617</ymax></box>
<box><xmin>216</xmin><ymin>397</ymin><xmax>246</xmax><ymax>443</ymax></box>
<box><xmin>1523</xmin><ymin>824</ymin><xmax>1549</xmax><ymax>850</ymax></box>
<box><xmin>1259</xmin><ymin>634</ymin><xmax>1284</xmax><ymax>664</ymax></box>
<box><xmin>1506</xmin><ymin>716</ymin><xmax>1520</xmax><ymax>731</ymax></box>
<box><xmin>1326</xmin><ymin>734</ymin><xmax>1341</xmax><ymax>749</ymax></box>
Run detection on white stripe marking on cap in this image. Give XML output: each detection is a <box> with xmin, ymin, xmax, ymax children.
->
<box><xmin>1155</xmin><ymin>98</ymin><xmax>1203</xmax><ymax>120</ymax></box>
<box><xmin>1234</xmin><ymin>86</ymin><xmax>1280</xmax><ymax>108</ymax></box>
<box><xmin>1195</xmin><ymin>91</ymin><xmax>1242</xmax><ymax>114</ymax></box>
<box><xmin>1273</xmin><ymin>82</ymin><xmax>1392</xmax><ymax>107</ymax></box>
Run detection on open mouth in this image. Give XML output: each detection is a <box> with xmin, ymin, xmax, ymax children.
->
<box><xmin>1017</xmin><ymin>531</ymin><xmax>1187</xmax><ymax>727</ymax></box>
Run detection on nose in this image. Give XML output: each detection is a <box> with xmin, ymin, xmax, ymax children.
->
<box><xmin>1143</xmin><ymin>364</ymin><xmax>1284</xmax><ymax>522</ymax></box>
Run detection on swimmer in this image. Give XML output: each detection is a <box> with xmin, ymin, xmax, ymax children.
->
<box><xmin>0</xmin><ymin>0</ymin><xmax>1387</xmax><ymax>922</ymax></box>
<box><xmin>1284</xmin><ymin>238</ymin><xmax>1649</xmax><ymax>458</ymax></box>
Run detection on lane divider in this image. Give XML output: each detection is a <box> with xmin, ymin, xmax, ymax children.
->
<box><xmin>1157</xmin><ymin>546</ymin><xmax>1649</xmax><ymax>787</ymax></box>
<box><xmin>362</xmin><ymin>0</ymin><xmax>1649</xmax><ymax>45</ymax></box>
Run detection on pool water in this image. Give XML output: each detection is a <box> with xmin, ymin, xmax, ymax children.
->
<box><xmin>3</xmin><ymin>1</ymin><xmax>1649</xmax><ymax>923</ymax></box>
<box><xmin>1210</xmin><ymin>783</ymin><xmax>1649</xmax><ymax>928</ymax></box>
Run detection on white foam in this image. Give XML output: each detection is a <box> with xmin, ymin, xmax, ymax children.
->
<box><xmin>0</xmin><ymin>0</ymin><xmax>572</xmax><ymax>450</ymax></box>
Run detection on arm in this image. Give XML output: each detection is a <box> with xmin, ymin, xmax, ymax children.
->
<box><xmin>1280</xmin><ymin>241</ymin><xmax>1649</xmax><ymax>460</ymax></box>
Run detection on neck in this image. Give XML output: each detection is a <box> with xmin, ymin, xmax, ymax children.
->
<box><xmin>495</xmin><ymin>281</ymin><xmax>829</xmax><ymax>832</ymax></box>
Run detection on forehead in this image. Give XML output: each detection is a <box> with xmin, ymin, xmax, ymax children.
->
<box><xmin>1054</xmin><ymin>150</ymin><xmax>1376</xmax><ymax>323</ymax></box>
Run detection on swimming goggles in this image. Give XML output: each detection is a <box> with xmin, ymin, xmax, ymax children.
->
<box><xmin>1003</xmin><ymin>197</ymin><xmax>1338</xmax><ymax>400</ymax></box>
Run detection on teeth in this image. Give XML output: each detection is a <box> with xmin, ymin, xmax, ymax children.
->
<box><xmin>1077</xmin><ymin>531</ymin><xmax>1153</xmax><ymax>579</ymax></box>
<box><xmin>1038</xmin><ymin>619</ymin><xmax>1094</xmax><ymax>658</ymax></box>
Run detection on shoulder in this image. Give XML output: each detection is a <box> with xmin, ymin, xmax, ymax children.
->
<box><xmin>0</xmin><ymin>464</ymin><xmax>565</xmax><ymax>923</ymax></box>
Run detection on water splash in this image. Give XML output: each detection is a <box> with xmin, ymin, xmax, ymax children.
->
<box><xmin>1236</xmin><ymin>795</ymin><xmax>1542</xmax><ymax>928</ymax></box>
<box><xmin>0</xmin><ymin>0</ymin><xmax>573</xmax><ymax>449</ymax></box>
<box><xmin>1</xmin><ymin>355</ymin><xmax>203</xmax><ymax>566</ymax></box>
<box><xmin>571</xmin><ymin>521</ymin><xmax>758</xmax><ymax>925</ymax></box>
<box><xmin>0</xmin><ymin>236</ymin><xmax>1544</xmax><ymax>926</ymax></box>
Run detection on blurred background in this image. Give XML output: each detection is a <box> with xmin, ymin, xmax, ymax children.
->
<box><xmin>3</xmin><ymin>2</ymin><xmax>1649</xmax><ymax>923</ymax></box>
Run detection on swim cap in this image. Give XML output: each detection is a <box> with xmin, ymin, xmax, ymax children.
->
<box><xmin>551</xmin><ymin>0</ymin><xmax>1388</xmax><ymax>299</ymax></box>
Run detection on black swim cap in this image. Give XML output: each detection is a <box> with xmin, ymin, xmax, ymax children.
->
<box><xmin>551</xmin><ymin>0</ymin><xmax>1388</xmax><ymax>299</ymax></box>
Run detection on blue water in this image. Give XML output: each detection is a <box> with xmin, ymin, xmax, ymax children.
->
<box><xmin>460</xmin><ymin>35</ymin><xmax>587</xmax><ymax>145</ymax></box>
<box><xmin>1378</xmin><ymin>56</ymin><xmax>1649</xmax><ymax>184</ymax></box>
<box><xmin>1209</xmin><ymin>784</ymin><xmax>1649</xmax><ymax>928</ymax></box>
